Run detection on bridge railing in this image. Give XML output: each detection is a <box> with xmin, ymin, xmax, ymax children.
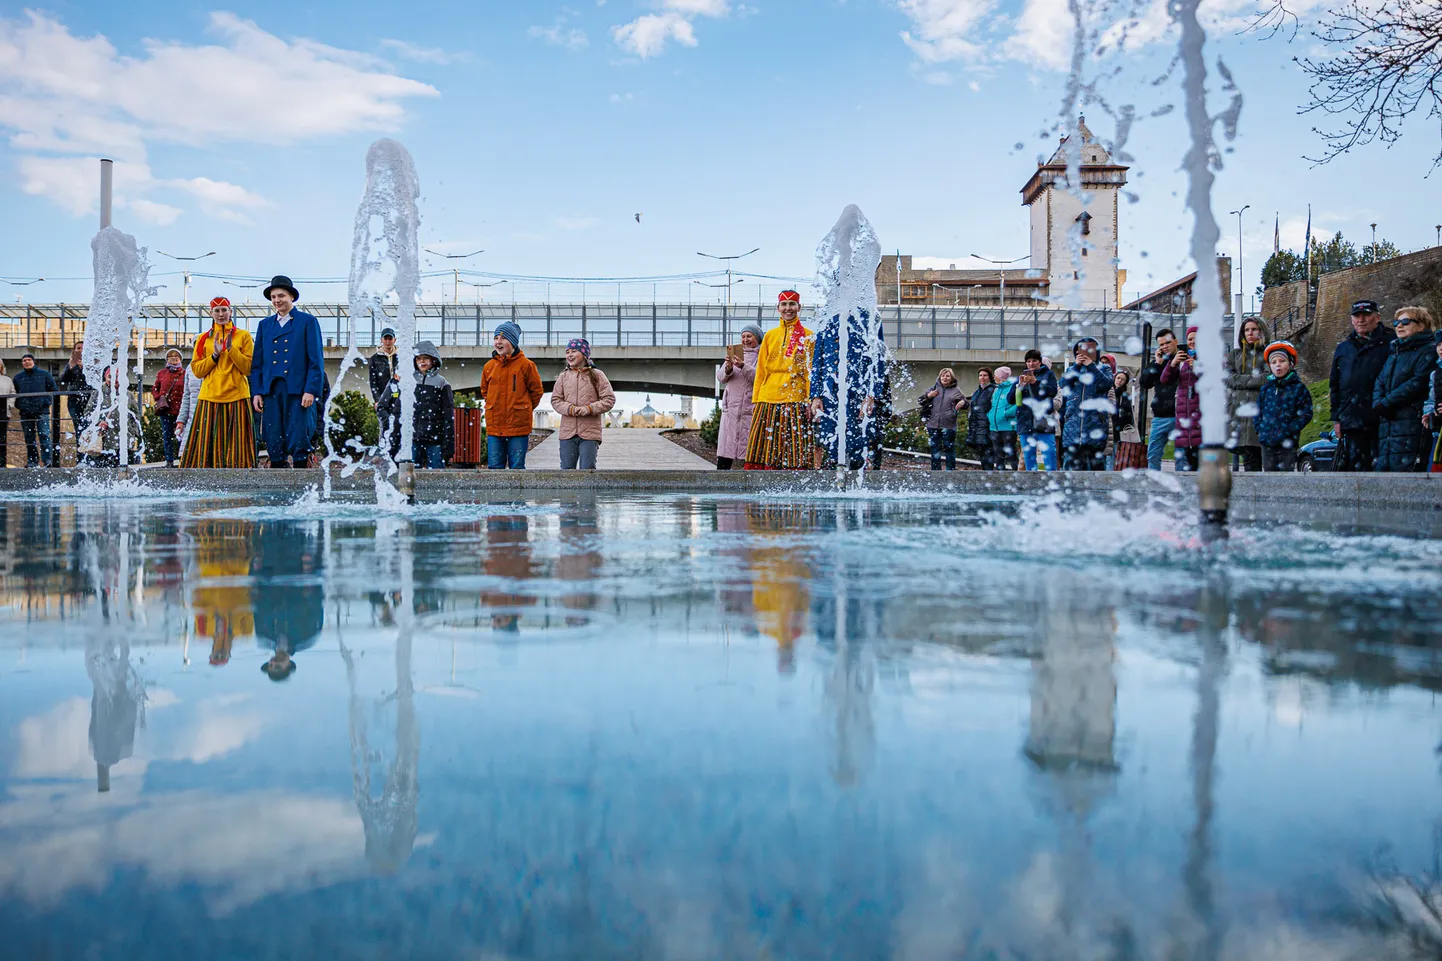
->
<box><xmin>0</xmin><ymin>303</ymin><xmax>1189</xmax><ymax>355</ymax></box>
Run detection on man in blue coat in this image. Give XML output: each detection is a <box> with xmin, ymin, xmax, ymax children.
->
<box><xmin>249</xmin><ymin>275</ymin><xmax>325</xmax><ymax>468</ymax></box>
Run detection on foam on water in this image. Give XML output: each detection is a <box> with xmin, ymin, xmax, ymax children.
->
<box><xmin>0</xmin><ymin>475</ymin><xmax>215</xmax><ymax>502</ymax></box>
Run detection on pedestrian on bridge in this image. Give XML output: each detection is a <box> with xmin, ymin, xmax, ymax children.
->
<box><xmin>715</xmin><ymin>324</ymin><xmax>761</xmax><ymax>470</ymax></box>
<box><xmin>551</xmin><ymin>337</ymin><xmax>616</xmax><ymax>470</ymax></box>
<box><xmin>249</xmin><ymin>276</ymin><xmax>324</xmax><ymax>469</ymax></box>
<box><xmin>481</xmin><ymin>321</ymin><xmax>544</xmax><ymax>469</ymax></box>
<box><xmin>745</xmin><ymin>290</ymin><xmax>814</xmax><ymax>470</ymax></box>
<box><xmin>182</xmin><ymin>297</ymin><xmax>256</xmax><ymax>469</ymax></box>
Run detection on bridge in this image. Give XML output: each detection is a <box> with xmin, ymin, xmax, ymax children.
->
<box><xmin>3</xmin><ymin>302</ymin><xmax>1185</xmax><ymax>400</ymax></box>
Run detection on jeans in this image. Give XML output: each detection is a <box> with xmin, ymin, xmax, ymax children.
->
<box><xmin>559</xmin><ymin>436</ymin><xmax>599</xmax><ymax>470</ymax></box>
<box><xmin>991</xmin><ymin>431</ymin><xmax>1018</xmax><ymax>470</ymax></box>
<box><xmin>412</xmin><ymin>442</ymin><xmax>445</xmax><ymax>469</ymax></box>
<box><xmin>22</xmin><ymin>416</ymin><xmax>51</xmax><ymax>467</ymax></box>
<box><xmin>1147</xmin><ymin>417</ymin><xmax>1176</xmax><ymax>471</ymax></box>
<box><xmin>1019</xmin><ymin>431</ymin><xmax>1057</xmax><ymax>471</ymax></box>
<box><xmin>1262</xmin><ymin>443</ymin><xmax>1298</xmax><ymax>472</ymax></box>
<box><xmin>1063</xmin><ymin>443</ymin><xmax>1106</xmax><ymax>471</ymax></box>
<box><xmin>159</xmin><ymin>412</ymin><xmax>178</xmax><ymax>463</ymax></box>
<box><xmin>927</xmin><ymin>428</ymin><xmax>957</xmax><ymax>470</ymax></box>
<box><xmin>487</xmin><ymin>434</ymin><xmax>529</xmax><ymax>470</ymax></box>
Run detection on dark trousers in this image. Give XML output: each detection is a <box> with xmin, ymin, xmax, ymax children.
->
<box><xmin>21</xmin><ymin>416</ymin><xmax>50</xmax><ymax>467</ymax></box>
<box><xmin>927</xmin><ymin>428</ymin><xmax>957</xmax><ymax>470</ymax></box>
<box><xmin>716</xmin><ymin>456</ymin><xmax>735</xmax><ymax>470</ymax></box>
<box><xmin>261</xmin><ymin>389</ymin><xmax>316</xmax><ymax>467</ymax></box>
<box><xmin>1233</xmin><ymin>445</ymin><xmax>1262</xmax><ymax>472</ymax></box>
<box><xmin>1262</xmin><ymin>443</ymin><xmax>1298</xmax><ymax>472</ymax></box>
<box><xmin>991</xmin><ymin>431</ymin><xmax>1018</xmax><ymax>470</ymax></box>
<box><xmin>973</xmin><ymin>433</ymin><xmax>996</xmax><ymax>470</ymax></box>
<box><xmin>1334</xmin><ymin>428</ymin><xmax>1377</xmax><ymax>472</ymax></box>
<box><xmin>159</xmin><ymin>413</ymin><xmax>178</xmax><ymax>464</ymax></box>
<box><xmin>1063</xmin><ymin>443</ymin><xmax>1106</xmax><ymax>471</ymax></box>
<box><xmin>1175</xmin><ymin>446</ymin><xmax>1200</xmax><ymax>472</ymax></box>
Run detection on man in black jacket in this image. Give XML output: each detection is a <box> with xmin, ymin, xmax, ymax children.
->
<box><xmin>12</xmin><ymin>354</ymin><xmax>57</xmax><ymax>467</ymax></box>
<box><xmin>369</xmin><ymin>326</ymin><xmax>400</xmax><ymax>456</ymax></box>
<box><xmin>58</xmin><ymin>340</ymin><xmax>94</xmax><ymax>441</ymax></box>
<box><xmin>1138</xmin><ymin>328</ymin><xmax>1180</xmax><ymax>470</ymax></box>
<box><xmin>1329</xmin><ymin>300</ymin><xmax>1396</xmax><ymax>471</ymax></box>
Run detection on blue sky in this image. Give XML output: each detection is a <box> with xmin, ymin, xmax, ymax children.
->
<box><xmin>0</xmin><ymin>0</ymin><xmax>1437</xmax><ymax>310</ymax></box>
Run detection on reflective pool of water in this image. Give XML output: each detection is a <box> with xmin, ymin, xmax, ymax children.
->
<box><xmin>2</xmin><ymin>489</ymin><xmax>1441</xmax><ymax>960</ymax></box>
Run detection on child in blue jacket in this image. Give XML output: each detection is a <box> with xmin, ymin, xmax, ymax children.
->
<box><xmin>1255</xmin><ymin>341</ymin><xmax>1314</xmax><ymax>472</ymax></box>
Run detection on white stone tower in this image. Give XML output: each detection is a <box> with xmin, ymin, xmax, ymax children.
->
<box><xmin>1021</xmin><ymin>117</ymin><xmax>1129</xmax><ymax>309</ymax></box>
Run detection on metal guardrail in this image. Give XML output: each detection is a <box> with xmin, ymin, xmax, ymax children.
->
<box><xmin>0</xmin><ymin>303</ymin><xmax>1191</xmax><ymax>355</ymax></box>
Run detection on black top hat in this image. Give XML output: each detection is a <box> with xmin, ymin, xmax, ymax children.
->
<box><xmin>263</xmin><ymin>275</ymin><xmax>300</xmax><ymax>303</ymax></box>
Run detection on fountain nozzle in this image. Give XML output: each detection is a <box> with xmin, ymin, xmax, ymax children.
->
<box><xmin>395</xmin><ymin>460</ymin><xmax>417</xmax><ymax>506</ymax></box>
<box><xmin>1196</xmin><ymin>444</ymin><xmax>1231</xmax><ymax>543</ymax></box>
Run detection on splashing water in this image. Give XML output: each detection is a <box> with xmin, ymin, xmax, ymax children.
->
<box><xmin>333</xmin><ymin>138</ymin><xmax>421</xmax><ymax>500</ymax></box>
<box><xmin>810</xmin><ymin>205</ymin><xmax>885</xmax><ymax>477</ymax></box>
<box><xmin>87</xmin><ymin>227</ymin><xmax>153</xmax><ymax>466</ymax></box>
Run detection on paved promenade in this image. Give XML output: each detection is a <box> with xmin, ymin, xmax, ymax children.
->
<box><xmin>529</xmin><ymin>428</ymin><xmax>713</xmax><ymax>471</ymax></box>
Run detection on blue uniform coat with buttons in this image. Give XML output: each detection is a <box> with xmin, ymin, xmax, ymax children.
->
<box><xmin>249</xmin><ymin>310</ymin><xmax>326</xmax><ymax>399</ymax></box>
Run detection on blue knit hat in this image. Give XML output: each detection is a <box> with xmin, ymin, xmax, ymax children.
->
<box><xmin>567</xmin><ymin>337</ymin><xmax>591</xmax><ymax>359</ymax></box>
<box><xmin>494</xmin><ymin>321</ymin><xmax>522</xmax><ymax>350</ymax></box>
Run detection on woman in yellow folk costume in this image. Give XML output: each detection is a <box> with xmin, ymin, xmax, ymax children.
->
<box><xmin>189</xmin><ymin>520</ymin><xmax>257</xmax><ymax>666</ymax></box>
<box><xmin>181</xmin><ymin>297</ymin><xmax>256</xmax><ymax>468</ymax></box>
<box><xmin>744</xmin><ymin>289</ymin><xmax>814</xmax><ymax>469</ymax></box>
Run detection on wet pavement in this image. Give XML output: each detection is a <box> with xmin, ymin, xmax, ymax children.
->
<box><xmin>2</xmin><ymin>486</ymin><xmax>1441</xmax><ymax>960</ymax></box>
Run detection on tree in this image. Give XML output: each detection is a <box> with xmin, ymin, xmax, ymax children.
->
<box><xmin>1291</xmin><ymin>0</ymin><xmax>1442</xmax><ymax>168</ymax></box>
<box><xmin>1255</xmin><ymin>230</ymin><xmax>1402</xmax><ymax>296</ymax></box>
<box><xmin>1258</xmin><ymin>249</ymin><xmax>1307</xmax><ymax>295</ymax></box>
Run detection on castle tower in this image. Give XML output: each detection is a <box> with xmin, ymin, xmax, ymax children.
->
<box><xmin>1020</xmin><ymin>117</ymin><xmax>1129</xmax><ymax>309</ymax></box>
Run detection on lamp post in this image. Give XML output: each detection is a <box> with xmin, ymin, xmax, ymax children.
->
<box><xmin>155</xmin><ymin>250</ymin><xmax>217</xmax><ymax>307</ymax></box>
<box><xmin>460</xmin><ymin>278</ymin><xmax>507</xmax><ymax>305</ymax></box>
<box><xmin>1436</xmin><ymin>225</ymin><xmax>1440</xmax><ymax>248</ymax></box>
<box><xmin>970</xmin><ymin>254</ymin><xmax>1028</xmax><ymax>306</ymax></box>
<box><xmin>965</xmin><ymin>284</ymin><xmax>982</xmax><ymax>307</ymax></box>
<box><xmin>1227</xmin><ymin>205</ymin><xmax>1249</xmax><ymax>318</ymax></box>
<box><xmin>697</xmin><ymin>248</ymin><xmax>759</xmax><ymax>307</ymax></box>
<box><xmin>1370</xmin><ymin>222</ymin><xmax>1377</xmax><ymax>263</ymax></box>
<box><xmin>931</xmin><ymin>283</ymin><xmax>947</xmax><ymax>305</ymax></box>
<box><xmin>694</xmin><ymin>278</ymin><xmax>743</xmax><ymax>304</ymax></box>
<box><xmin>423</xmin><ymin>248</ymin><xmax>485</xmax><ymax>304</ymax></box>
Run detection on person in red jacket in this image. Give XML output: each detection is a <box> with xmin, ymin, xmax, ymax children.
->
<box><xmin>151</xmin><ymin>348</ymin><xmax>187</xmax><ymax>466</ymax></box>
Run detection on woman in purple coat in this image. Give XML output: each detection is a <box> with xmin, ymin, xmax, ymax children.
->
<box><xmin>1160</xmin><ymin>325</ymin><xmax>1203</xmax><ymax>471</ymax></box>
<box><xmin>715</xmin><ymin>324</ymin><xmax>762</xmax><ymax>470</ymax></box>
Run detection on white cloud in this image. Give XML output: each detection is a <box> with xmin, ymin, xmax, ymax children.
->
<box><xmin>612</xmin><ymin>0</ymin><xmax>730</xmax><ymax>58</ymax></box>
<box><xmin>0</xmin><ymin>11</ymin><xmax>437</xmax><ymax>221</ymax></box>
<box><xmin>379</xmin><ymin>38</ymin><xmax>470</xmax><ymax>64</ymax></box>
<box><xmin>897</xmin><ymin>0</ymin><xmax>996</xmax><ymax>64</ymax></box>
<box><xmin>529</xmin><ymin>18</ymin><xmax>590</xmax><ymax>50</ymax></box>
<box><xmin>128</xmin><ymin>199</ymin><xmax>184</xmax><ymax>226</ymax></box>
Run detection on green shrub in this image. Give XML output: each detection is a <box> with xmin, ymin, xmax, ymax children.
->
<box><xmin>1298</xmin><ymin>378</ymin><xmax>1331</xmax><ymax>448</ymax></box>
<box><xmin>699</xmin><ymin>403</ymin><xmax>721</xmax><ymax>447</ymax></box>
<box><xmin>325</xmin><ymin>389</ymin><xmax>380</xmax><ymax>456</ymax></box>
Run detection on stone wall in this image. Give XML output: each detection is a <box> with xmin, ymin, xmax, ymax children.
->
<box><xmin>1261</xmin><ymin>246</ymin><xmax>1442</xmax><ymax>379</ymax></box>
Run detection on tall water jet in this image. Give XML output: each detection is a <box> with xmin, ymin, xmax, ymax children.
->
<box><xmin>1173</xmin><ymin>0</ymin><xmax>1239</xmax><ymax>542</ymax></box>
<box><xmin>87</xmin><ymin>227</ymin><xmax>152</xmax><ymax>468</ymax></box>
<box><xmin>811</xmin><ymin>205</ymin><xmax>885</xmax><ymax>476</ymax></box>
<box><xmin>347</xmin><ymin>139</ymin><xmax>421</xmax><ymax>502</ymax></box>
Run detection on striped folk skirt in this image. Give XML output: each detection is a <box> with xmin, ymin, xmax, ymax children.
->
<box><xmin>744</xmin><ymin>402</ymin><xmax>814</xmax><ymax>470</ymax></box>
<box><xmin>180</xmin><ymin>399</ymin><xmax>256</xmax><ymax>469</ymax></box>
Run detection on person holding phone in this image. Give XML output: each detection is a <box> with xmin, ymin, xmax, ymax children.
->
<box><xmin>1160</xmin><ymin>326</ymin><xmax>1202</xmax><ymax>471</ymax></box>
<box><xmin>716</xmin><ymin>324</ymin><xmax>762</xmax><ymax>470</ymax></box>
<box><xmin>1015</xmin><ymin>350</ymin><xmax>1058</xmax><ymax>471</ymax></box>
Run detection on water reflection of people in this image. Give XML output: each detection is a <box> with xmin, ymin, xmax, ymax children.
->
<box><xmin>481</xmin><ymin>513</ymin><xmax>534</xmax><ymax>632</ymax></box>
<box><xmin>251</xmin><ymin>521</ymin><xmax>324</xmax><ymax>680</ymax></box>
<box><xmin>557</xmin><ymin>504</ymin><xmax>601</xmax><ymax>627</ymax></box>
<box><xmin>189</xmin><ymin>519</ymin><xmax>257</xmax><ymax>667</ymax></box>
<box><xmin>814</xmin><ymin>590</ymin><xmax>881</xmax><ymax>787</ymax></box>
<box><xmin>747</xmin><ymin>504</ymin><xmax>814</xmax><ymax>673</ymax></box>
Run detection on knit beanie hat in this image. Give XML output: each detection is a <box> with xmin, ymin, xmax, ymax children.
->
<box><xmin>494</xmin><ymin>321</ymin><xmax>522</xmax><ymax>350</ymax></box>
<box><xmin>567</xmin><ymin>337</ymin><xmax>591</xmax><ymax>359</ymax></box>
<box><xmin>740</xmin><ymin>323</ymin><xmax>764</xmax><ymax>342</ymax></box>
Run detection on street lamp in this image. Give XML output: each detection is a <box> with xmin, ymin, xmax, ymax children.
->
<box><xmin>1227</xmin><ymin>206</ymin><xmax>1249</xmax><ymax>317</ymax></box>
<box><xmin>970</xmin><ymin>254</ymin><xmax>1028</xmax><ymax>306</ymax></box>
<box><xmin>459</xmin><ymin>278</ymin><xmax>508</xmax><ymax>304</ymax></box>
<box><xmin>1</xmin><ymin>277</ymin><xmax>44</xmax><ymax>286</ymax></box>
<box><xmin>155</xmin><ymin>250</ymin><xmax>217</xmax><ymax>307</ymax></box>
<box><xmin>1370</xmin><ymin>222</ymin><xmax>1378</xmax><ymax>263</ymax></box>
<box><xmin>694</xmin><ymin>278</ymin><xmax>744</xmax><ymax>304</ymax></box>
<box><xmin>965</xmin><ymin>284</ymin><xmax>983</xmax><ymax>307</ymax></box>
<box><xmin>697</xmin><ymin>248</ymin><xmax>759</xmax><ymax>307</ymax></box>
<box><xmin>930</xmin><ymin>283</ymin><xmax>947</xmax><ymax>305</ymax></box>
<box><xmin>423</xmin><ymin>248</ymin><xmax>485</xmax><ymax>304</ymax></box>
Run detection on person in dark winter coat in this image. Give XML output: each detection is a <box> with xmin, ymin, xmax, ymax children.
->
<box><xmin>58</xmin><ymin>340</ymin><xmax>94</xmax><ymax>442</ymax></box>
<box><xmin>958</xmin><ymin>367</ymin><xmax>996</xmax><ymax>470</ymax></box>
<box><xmin>1225</xmin><ymin>317</ymin><xmax>1271</xmax><ymax>471</ymax></box>
<box><xmin>12</xmin><ymin>354</ymin><xmax>57</xmax><ymax>466</ymax></box>
<box><xmin>369</xmin><ymin>326</ymin><xmax>401</xmax><ymax>455</ymax></box>
<box><xmin>1138</xmin><ymin>328</ymin><xmax>1181</xmax><ymax>470</ymax></box>
<box><xmin>1059</xmin><ymin>337</ymin><xmax>1114</xmax><ymax>471</ymax></box>
<box><xmin>1371</xmin><ymin>307</ymin><xmax>1436</xmax><ymax>472</ymax></box>
<box><xmin>379</xmin><ymin>340</ymin><xmax>454</xmax><ymax>469</ymax></box>
<box><xmin>922</xmin><ymin>368</ymin><xmax>966</xmax><ymax>470</ymax></box>
<box><xmin>1255</xmin><ymin>342</ymin><xmax>1313</xmax><ymax>471</ymax></box>
<box><xmin>1329</xmin><ymin>300</ymin><xmax>1396</xmax><ymax>471</ymax></box>
<box><xmin>1160</xmin><ymin>326</ymin><xmax>1202</xmax><ymax>471</ymax></box>
<box><xmin>1015</xmin><ymin>349</ymin><xmax>1059</xmax><ymax>470</ymax></box>
<box><xmin>1425</xmin><ymin>331</ymin><xmax>1442</xmax><ymax>472</ymax></box>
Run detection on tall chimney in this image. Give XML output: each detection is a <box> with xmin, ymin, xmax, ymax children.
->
<box><xmin>99</xmin><ymin>158</ymin><xmax>113</xmax><ymax>229</ymax></box>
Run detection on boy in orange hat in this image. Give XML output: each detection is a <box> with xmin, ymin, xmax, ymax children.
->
<box><xmin>1255</xmin><ymin>341</ymin><xmax>1313</xmax><ymax>472</ymax></box>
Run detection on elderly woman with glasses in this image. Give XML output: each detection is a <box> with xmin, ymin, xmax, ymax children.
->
<box><xmin>1372</xmin><ymin>306</ymin><xmax>1437</xmax><ymax>472</ymax></box>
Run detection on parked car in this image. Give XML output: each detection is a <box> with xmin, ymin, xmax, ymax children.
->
<box><xmin>1297</xmin><ymin>430</ymin><xmax>1337</xmax><ymax>472</ymax></box>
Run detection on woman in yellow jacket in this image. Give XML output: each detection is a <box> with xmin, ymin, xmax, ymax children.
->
<box><xmin>744</xmin><ymin>289</ymin><xmax>814</xmax><ymax>469</ymax></box>
<box><xmin>180</xmin><ymin>297</ymin><xmax>256</xmax><ymax>468</ymax></box>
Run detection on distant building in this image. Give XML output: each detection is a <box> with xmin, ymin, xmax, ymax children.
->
<box><xmin>631</xmin><ymin>395</ymin><xmax>677</xmax><ymax>428</ymax></box>
<box><xmin>879</xmin><ymin>117</ymin><xmax>1129</xmax><ymax>310</ymax></box>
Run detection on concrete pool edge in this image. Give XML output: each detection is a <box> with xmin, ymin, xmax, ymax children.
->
<box><xmin>0</xmin><ymin>467</ymin><xmax>1436</xmax><ymax>511</ymax></box>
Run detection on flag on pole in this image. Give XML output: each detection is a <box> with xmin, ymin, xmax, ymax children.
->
<box><xmin>1273</xmin><ymin>213</ymin><xmax>1280</xmax><ymax>255</ymax></box>
<box><xmin>1303</xmin><ymin>205</ymin><xmax>1312</xmax><ymax>282</ymax></box>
